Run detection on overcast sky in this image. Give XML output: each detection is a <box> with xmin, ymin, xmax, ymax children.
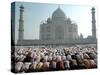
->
<box><xmin>15</xmin><ymin>2</ymin><xmax>97</xmax><ymax>43</ymax></box>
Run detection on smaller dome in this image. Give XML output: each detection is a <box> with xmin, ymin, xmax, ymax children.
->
<box><xmin>47</xmin><ymin>18</ymin><xmax>52</xmax><ymax>23</ymax></box>
<box><xmin>67</xmin><ymin>18</ymin><xmax>71</xmax><ymax>24</ymax></box>
<box><xmin>52</xmin><ymin>7</ymin><xmax>66</xmax><ymax>20</ymax></box>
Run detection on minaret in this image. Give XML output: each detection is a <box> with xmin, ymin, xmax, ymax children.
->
<box><xmin>18</xmin><ymin>5</ymin><xmax>24</xmax><ymax>44</ymax></box>
<box><xmin>91</xmin><ymin>7</ymin><xmax>96</xmax><ymax>39</ymax></box>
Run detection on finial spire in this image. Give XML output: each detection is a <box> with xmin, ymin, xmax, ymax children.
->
<box><xmin>58</xmin><ymin>4</ymin><xmax>60</xmax><ymax>8</ymax></box>
<box><xmin>20</xmin><ymin>4</ymin><xmax>24</xmax><ymax>9</ymax></box>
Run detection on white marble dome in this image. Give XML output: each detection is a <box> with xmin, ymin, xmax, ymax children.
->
<box><xmin>52</xmin><ymin>7</ymin><xmax>66</xmax><ymax>20</ymax></box>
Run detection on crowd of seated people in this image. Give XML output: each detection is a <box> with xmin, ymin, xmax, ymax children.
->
<box><xmin>14</xmin><ymin>46</ymin><xmax>97</xmax><ymax>73</ymax></box>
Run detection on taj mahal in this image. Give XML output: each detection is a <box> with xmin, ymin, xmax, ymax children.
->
<box><xmin>40</xmin><ymin>6</ymin><xmax>78</xmax><ymax>41</ymax></box>
<box><xmin>12</xmin><ymin>5</ymin><xmax>97</xmax><ymax>46</ymax></box>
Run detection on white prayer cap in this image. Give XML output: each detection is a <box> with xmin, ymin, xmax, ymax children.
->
<box><xmin>47</xmin><ymin>56</ymin><xmax>52</xmax><ymax>61</ymax></box>
<box><xmin>22</xmin><ymin>62</ymin><xmax>31</xmax><ymax>71</ymax></box>
<box><xmin>15</xmin><ymin>62</ymin><xmax>23</xmax><ymax>72</ymax></box>
<box><xmin>66</xmin><ymin>55</ymin><xmax>72</xmax><ymax>60</ymax></box>
<box><xmin>64</xmin><ymin>60</ymin><xmax>70</xmax><ymax>68</ymax></box>
<box><xmin>35</xmin><ymin>55</ymin><xmax>40</xmax><ymax>62</ymax></box>
<box><xmin>62</xmin><ymin>55</ymin><xmax>66</xmax><ymax>61</ymax></box>
<box><xmin>76</xmin><ymin>54</ymin><xmax>81</xmax><ymax>60</ymax></box>
<box><xmin>56</xmin><ymin>55</ymin><xmax>61</xmax><ymax>61</ymax></box>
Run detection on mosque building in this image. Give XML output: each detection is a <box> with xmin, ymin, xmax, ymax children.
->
<box><xmin>40</xmin><ymin>7</ymin><xmax>78</xmax><ymax>41</ymax></box>
<box><xmin>16</xmin><ymin>5</ymin><xmax>97</xmax><ymax>46</ymax></box>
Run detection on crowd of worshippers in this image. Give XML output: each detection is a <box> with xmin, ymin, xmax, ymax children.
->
<box><xmin>14</xmin><ymin>46</ymin><xmax>97</xmax><ymax>73</ymax></box>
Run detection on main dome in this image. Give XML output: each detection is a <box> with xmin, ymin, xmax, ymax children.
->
<box><xmin>52</xmin><ymin>7</ymin><xmax>66</xmax><ymax>20</ymax></box>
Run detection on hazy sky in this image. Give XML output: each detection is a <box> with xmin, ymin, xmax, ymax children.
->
<box><xmin>15</xmin><ymin>2</ymin><xmax>97</xmax><ymax>43</ymax></box>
